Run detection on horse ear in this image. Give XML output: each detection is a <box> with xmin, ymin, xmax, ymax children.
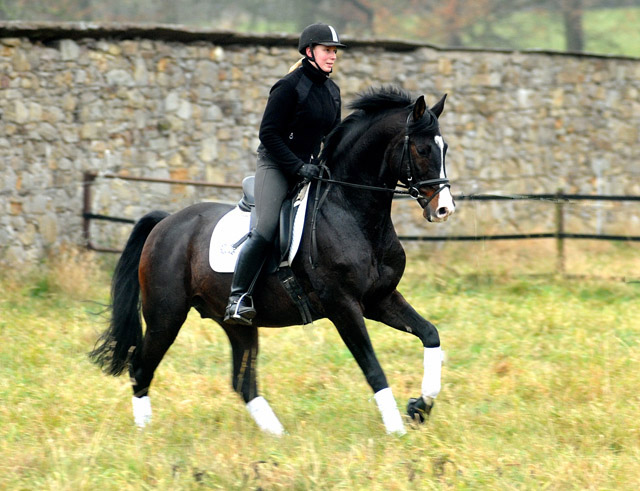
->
<box><xmin>412</xmin><ymin>95</ymin><xmax>426</xmax><ymax>121</ymax></box>
<box><xmin>430</xmin><ymin>94</ymin><xmax>447</xmax><ymax>119</ymax></box>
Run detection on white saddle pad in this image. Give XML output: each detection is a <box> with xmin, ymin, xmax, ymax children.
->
<box><xmin>209</xmin><ymin>183</ymin><xmax>310</xmax><ymax>273</ymax></box>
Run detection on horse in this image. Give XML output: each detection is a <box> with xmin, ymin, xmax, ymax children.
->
<box><xmin>89</xmin><ymin>86</ymin><xmax>455</xmax><ymax>436</ymax></box>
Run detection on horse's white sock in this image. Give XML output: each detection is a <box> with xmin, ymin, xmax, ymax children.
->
<box><xmin>246</xmin><ymin>396</ymin><xmax>285</xmax><ymax>436</ymax></box>
<box><xmin>374</xmin><ymin>387</ymin><xmax>406</xmax><ymax>435</ymax></box>
<box><xmin>422</xmin><ymin>347</ymin><xmax>443</xmax><ymax>400</ymax></box>
<box><xmin>132</xmin><ymin>395</ymin><xmax>152</xmax><ymax>428</ymax></box>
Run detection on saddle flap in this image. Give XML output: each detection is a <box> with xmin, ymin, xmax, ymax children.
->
<box><xmin>209</xmin><ymin>182</ymin><xmax>311</xmax><ymax>274</ymax></box>
<box><xmin>278</xmin><ymin>198</ymin><xmax>293</xmax><ymax>261</ymax></box>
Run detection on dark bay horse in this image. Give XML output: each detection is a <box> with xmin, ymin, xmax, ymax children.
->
<box><xmin>90</xmin><ymin>87</ymin><xmax>455</xmax><ymax>436</ymax></box>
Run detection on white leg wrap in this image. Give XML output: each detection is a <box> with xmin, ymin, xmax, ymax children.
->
<box><xmin>374</xmin><ymin>388</ymin><xmax>407</xmax><ymax>436</ymax></box>
<box><xmin>422</xmin><ymin>347</ymin><xmax>443</xmax><ymax>399</ymax></box>
<box><xmin>246</xmin><ymin>396</ymin><xmax>285</xmax><ymax>436</ymax></box>
<box><xmin>132</xmin><ymin>395</ymin><xmax>152</xmax><ymax>428</ymax></box>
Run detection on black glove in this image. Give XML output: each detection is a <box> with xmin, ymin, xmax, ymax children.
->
<box><xmin>297</xmin><ymin>164</ymin><xmax>321</xmax><ymax>180</ymax></box>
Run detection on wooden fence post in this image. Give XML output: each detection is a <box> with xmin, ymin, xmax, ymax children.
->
<box><xmin>555</xmin><ymin>188</ymin><xmax>565</xmax><ymax>276</ymax></box>
<box><xmin>82</xmin><ymin>172</ymin><xmax>96</xmax><ymax>248</ymax></box>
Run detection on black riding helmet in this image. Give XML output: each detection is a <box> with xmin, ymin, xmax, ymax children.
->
<box><xmin>298</xmin><ymin>23</ymin><xmax>346</xmax><ymax>58</ymax></box>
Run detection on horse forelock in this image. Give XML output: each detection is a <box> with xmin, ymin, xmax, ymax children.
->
<box><xmin>409</xmin><ymin>109</ymin><xmax>440</xmax><ymax>137</ymax></box>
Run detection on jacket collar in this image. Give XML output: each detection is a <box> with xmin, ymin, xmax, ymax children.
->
<box><xmin>302</xmin><ymin>58</ymin><xmax>330</xmax><ymax>82</ymax></box>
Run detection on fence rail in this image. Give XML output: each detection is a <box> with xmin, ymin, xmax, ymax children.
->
<box><xmin>82</xmin><ymin>172</ymin><xmax>640</xmax><ymax>273</ymax></box>
<box><xmin>397</xmin><ymin>190</ymin><xmax>640</xmax><ymax>274</ymax></box>
<box><xmin>397</xmin><ymin>191</ymin><xmax>640</xmax><ymax>242</ymax></box>
<box><xmin>82</xmin><ymin>172</ymin><xmax>241</xmax><ymax>252</ymax></box>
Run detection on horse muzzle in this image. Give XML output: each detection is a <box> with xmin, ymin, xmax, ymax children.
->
<box><xmin>419</xmin><ymin>186</ymin><xmax>456</xmax><ymax>223</ymax></box>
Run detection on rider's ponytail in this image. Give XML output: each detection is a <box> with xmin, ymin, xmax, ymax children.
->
<box><xmin>288</xmin><ymin>57</ymin><xmax>304</xmax><ymax>73</ymax></box>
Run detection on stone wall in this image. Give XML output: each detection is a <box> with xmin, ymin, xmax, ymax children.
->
<box><xmin>1</xmin><ymin>22</ymin><xmax>639</xmax><ymax>264</ymax></box>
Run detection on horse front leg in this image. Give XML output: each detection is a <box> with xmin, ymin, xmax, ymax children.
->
<box><xmin>222</xmin><ymin>325</ymin><xmax>285</xmax><ymax>436</ymax></box>
<box><xmin>366</xmin><ymin>290</ymin><xmax>444</xmax><ymax>423</ymax></box>
<box><xmin>328</xmin><ymin>305</ymin><xmax>407</xmax><ymax>435</ymax></box>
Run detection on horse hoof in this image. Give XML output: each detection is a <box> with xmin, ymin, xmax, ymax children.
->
<box><xmin>407</xmin><ymin>396</ymin><xmax>434</xmax><ymax>423</ymax></box>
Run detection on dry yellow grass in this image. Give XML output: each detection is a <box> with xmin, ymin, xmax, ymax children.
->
<box><xmin>1</xmin><ymin>242</ymin><xmax>639</xmax><ymax>489</ymax></box>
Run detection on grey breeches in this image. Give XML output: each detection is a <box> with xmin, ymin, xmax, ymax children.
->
<box><xmin>253</xmin><ymin>154</ymin><xmax>293</xmax><ymax>243</ymax></box>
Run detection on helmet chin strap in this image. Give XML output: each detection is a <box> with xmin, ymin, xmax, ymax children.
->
<box><xmin>306</xmin><ymin>46</ymin><xmax>332</xmax><ymax>75</ymax></box>
<box><xmin>306</xmin><ymin>44</ymin><xmax>316</xmax><ymax>63</ymax></box>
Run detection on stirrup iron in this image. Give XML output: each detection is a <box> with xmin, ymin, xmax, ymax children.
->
<box><xmin>225</xmin><ymin>293</ymin><xmax>256</xmax><ymax>325</ymax></box>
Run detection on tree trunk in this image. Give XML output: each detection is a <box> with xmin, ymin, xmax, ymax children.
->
<box><xmin>562</xmin><ymin>0</ymin><xmax>584</xmax><ymax>52</ymax></box>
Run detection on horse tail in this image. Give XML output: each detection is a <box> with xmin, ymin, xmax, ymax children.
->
<box><xmin>89</xmin><ymin>210</ymin><xmax>170</xmax><ymax>376</ymax></box>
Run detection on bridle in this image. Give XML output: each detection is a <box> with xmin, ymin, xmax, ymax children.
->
<box><xmin>314</xmin><ymin>111</ymin><xmax>450</xmax><ymax>210</ymax></box>
<box><xmin>397</xmin><ymin>113</ymin><xmax>451</xmax><ymax>209</ymax></box>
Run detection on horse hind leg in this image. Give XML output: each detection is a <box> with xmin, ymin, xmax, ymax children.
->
<box><xmin>129</xmin><ymin>308</ymin><xmax>187</xmax><ymax>428</ymax></box>
<box><xmin>223</xmin><ymin>325</ymin><xmax>285</xmax><ymax>436</ymax></box>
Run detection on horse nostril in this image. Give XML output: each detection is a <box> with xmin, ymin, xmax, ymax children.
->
<box><xmin>437</xmin><ymin>207</ymin><xmax>449</xmax><ymax>217</ymax></box>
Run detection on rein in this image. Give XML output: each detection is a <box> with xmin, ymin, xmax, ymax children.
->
<box><xmin>313</xmin><ymin>173</ymin><xmax>448</xmax><ymax>197</ymax></box>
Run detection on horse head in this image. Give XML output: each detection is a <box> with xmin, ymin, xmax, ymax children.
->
<box><xmin>321</xmin><ymin>87</ymin><xmax>455</xmax><ymax>223</ymax></box>
<box><xmin>392</xmin><ymin>94</ymin><xmax>455</xmax><ymax>223</ymax></box>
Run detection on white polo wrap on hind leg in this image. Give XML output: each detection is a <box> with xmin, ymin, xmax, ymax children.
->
<box><xmin>422</xmin><ymin>347</ymin><xmax>443</xmax><ymax>399</ymax></box>
<box><xmin>374</xmin><ymin>387</ymin><xmax>406</xmax><ymax>435</ymax></box>
<box><xmin>246</xmin><ymin>396</ymin><xmax>285</xmax><ymax>436</ymax></box>
<box><xmin>132</xmin><ymin>395</ymin><xmax>152</xmax><ymax>428</ymax></box>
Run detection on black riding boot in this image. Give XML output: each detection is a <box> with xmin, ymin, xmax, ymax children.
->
<box><xmin>224</xmin><ymin>232</ymin><xmax>271</xmax><ymax>326</ymax></box>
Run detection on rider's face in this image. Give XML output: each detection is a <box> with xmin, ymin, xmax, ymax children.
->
<box><xmin>307</xmin><ymin>45</ymin><xmax>338</xmax><ymax>73</ymax></box>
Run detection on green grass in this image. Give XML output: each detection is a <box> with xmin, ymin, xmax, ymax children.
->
<box><xmin>1</xmin><ymin>242</ymin><xmax>639</xmax><ymax>488</ymax></box>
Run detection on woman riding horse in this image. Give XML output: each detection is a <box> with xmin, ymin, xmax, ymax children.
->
<box><xmin>90</xmin><ymin>85</ymin><xmax>455</xmax><ymax>436</ymax></box>
<box><xmin>225</xmin><ymin>23</ymin><xmax>346</xmax><ymax>325</ymax></box>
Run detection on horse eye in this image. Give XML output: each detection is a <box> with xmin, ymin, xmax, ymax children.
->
<box><xmin>416</xmin><ymin>147</ymin><xmax>430</xmax><ymax>157</ymax></box>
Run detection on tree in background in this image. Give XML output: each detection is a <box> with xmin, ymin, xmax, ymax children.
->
<box><xmin>311</xmin><ymin>0</ymin><xmax>631</xmax><ymax>53</ymax></box>
<box><xmin>563</xmin><ymin>0</ymin><xmax>585</xmax><ymax>51</ymax></box>
<box><xmin>1</xmin><ymin>0</ymin><xmax>638</xmax><ymax>55</ymax></box>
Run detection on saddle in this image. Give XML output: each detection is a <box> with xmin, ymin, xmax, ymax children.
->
<box><xmin>235</xmin><ymin>176</ymin><xmax>306</xmax><ymax>272</ymax></box>
<box><xmin>209</xmin><ymin>176</ymin><xmax>314</xmax><ymax>324</ymax></box>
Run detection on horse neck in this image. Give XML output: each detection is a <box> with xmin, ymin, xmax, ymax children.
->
<box><xmin>325</xmin><ymin>116</ymin><xmax>403</xmax><ymax>227</ymax></box>
<box><xmin>330</xmin><ymin>119</ymin><xmax>400</xmax><ymax>185</ymax></box>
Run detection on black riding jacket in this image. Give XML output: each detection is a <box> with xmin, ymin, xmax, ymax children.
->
<box><xmin>258</xmin><ymin>58</ymin><xmax>341</xmax><ymax>176</ymax></box>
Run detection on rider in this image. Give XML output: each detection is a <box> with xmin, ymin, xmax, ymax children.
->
<box><xmin>224</xmin><ymin>23</ymin><xmax>346</xmax><ymax>325</ymax></box>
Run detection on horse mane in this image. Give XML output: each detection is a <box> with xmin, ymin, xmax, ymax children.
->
<box><xmin>319</xmin><ymin>86</ymin><xmax>437</xmax><ymax>165</ymax></box>
<box><xmin>348</xmin><ymin>85</ymin><xmax>413</xmax><ymax>113</ymax></box>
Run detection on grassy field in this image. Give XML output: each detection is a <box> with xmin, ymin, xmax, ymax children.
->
<box><xmin>1</xmin><ymin>241</ymin><xmax>639</xmax><ymax>489</ymax></box>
